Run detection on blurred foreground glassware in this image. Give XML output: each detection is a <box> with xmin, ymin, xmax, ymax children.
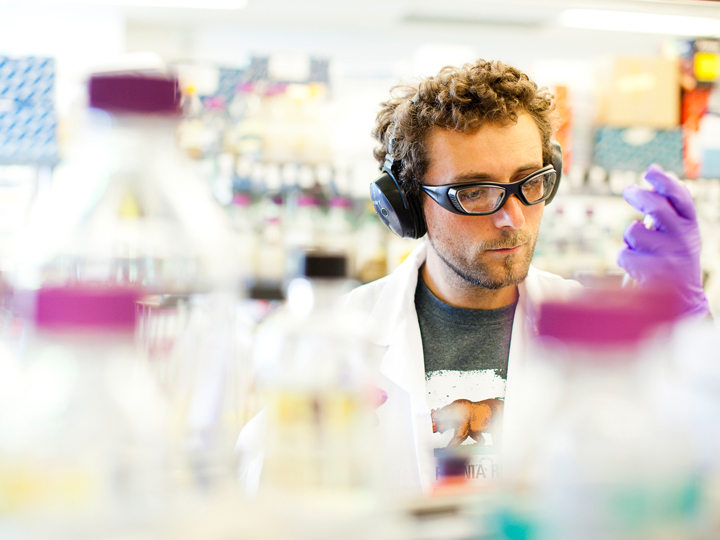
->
<box><xmin>242</xmin><ymin>252</ymin><xmax>381</xmax><ymax>498</ymax></box>
<box><xmin>12</xmin><ymin>72</ymin><xmax>239</xmax><ymax>293</ymax></box>
<box><xmin>0</xmin><ymin>286</ymin><xmax>169</xmax><ymax>540</ymax></box>
<box><xmin>498</xmin><ymin>289</ymin><xmax>707</xmax><ymax>540</ymax></box>
<box><xmin>7</xmin><ymin>70</ymin><xmax>244</xmax><ymax>492</ymax></box>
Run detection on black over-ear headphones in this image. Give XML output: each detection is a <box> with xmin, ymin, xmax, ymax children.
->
<box><xmin>370</xmin><ymin>139</ymin><xmax>564</xmax><ymax>240</ymax></box>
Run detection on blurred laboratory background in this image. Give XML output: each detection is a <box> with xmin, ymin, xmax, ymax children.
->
<box><xmin>2</xmin><ymin>1</ymin><xmax>720</xmax><ymax>539</ymax></box>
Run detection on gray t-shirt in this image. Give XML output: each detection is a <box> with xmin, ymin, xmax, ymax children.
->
<box><xmin>415</xmin><ymin>271</ymin><xmax>516</xmax><ymax>482</ymax></box>
<box><xmin>415</xmin><ymin>273</ymin><xmax>516</xmax><ymax>378</ymax></box>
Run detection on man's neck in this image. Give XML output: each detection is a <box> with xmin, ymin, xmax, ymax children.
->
<box><xmin>420</xmin><ymin>256</ymin><xmax>519</xmax><ymax>311</ymax></box>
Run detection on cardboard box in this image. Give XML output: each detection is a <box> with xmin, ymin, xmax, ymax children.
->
<box><xmin>598</xmin><ymin>57</ymin><xmax>680</xmax><ymax>129</ymax></box>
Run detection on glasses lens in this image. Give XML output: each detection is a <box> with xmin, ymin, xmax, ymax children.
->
<box><xmin>522</xmin><ymin>171</ymin><xmax>556</xmax><ymax>203</ymax></box>
<box><xmin>455</xmin><ymin>185</ymin><xmax>505</xmax><ymax>214</ymax></box>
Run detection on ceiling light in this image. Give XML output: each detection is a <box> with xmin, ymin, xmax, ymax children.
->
<box><xmin>41</xmin><ymin>0</ymin><xmax>247</xmax><ymax>8</ymax></box>
<box><xmin>559</xmin><ymin>9</ymin><xmax>720</xmax><ymax>37</ymax></box>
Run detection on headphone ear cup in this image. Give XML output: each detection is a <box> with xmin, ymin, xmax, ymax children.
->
<box><xmin>370</xmin><ymin>170</ymin><xmax>425</xmax><ymax>239</ymax></box>
<box><xmin>408</xmin><ymin>190</ymin><xmax>426</xmax><ymax>238</ymax></box>
<box><xmin>545</xmin><ymin>141</ymin><xmax>563</xmax><ymax>205</ymax></box>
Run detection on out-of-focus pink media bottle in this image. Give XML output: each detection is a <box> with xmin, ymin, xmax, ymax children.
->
<box><xmin>498</xmin><ymin>289</ymin><xmax>708</xmax><ymax>540</ymax></box>
<box><xmin>12</xmin><ymin>72</ymin><xmax>238</xmax><ymax>293</ymax></box>
<box><xmin>7</xmin><ymin>71</ymin><xmax>244</xmax><ymax>499</ymax></box>
<box><xmin>0</xmin><ymin>285</ymin><xmax>169</xmax><ymax>539</ymax></box>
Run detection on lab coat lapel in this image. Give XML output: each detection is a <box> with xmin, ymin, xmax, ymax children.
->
<box><xmin>367</xmin><ymin>243</ymin><xmax>426</xmax><ymax>395</ymax></box>
<box><xmin>368</xmin><ymin>243</ymin><xmax>436</xmax><ymax>491</ymax></box>
<box><xmin>502</xmin><ymin>267</ymin><xmax>542</xmax><ymax>457</ymax></box>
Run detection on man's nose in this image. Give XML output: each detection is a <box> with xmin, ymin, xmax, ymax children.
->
<box><xmin>492</xmin><ymin>195</ymin><xmax>526</xmax><ymax>229</ymax></box>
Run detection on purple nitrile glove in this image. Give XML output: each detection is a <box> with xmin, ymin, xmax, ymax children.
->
<box><xmin>617</xmin><ymin>164</ymin><xmax>710</xmax><ymax>319</ymax></box>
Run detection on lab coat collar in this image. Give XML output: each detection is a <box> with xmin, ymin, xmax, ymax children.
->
<box><xmin>368</xmin><ymin>242</ymin><xmax>557</xmax><ymax>413</ymax></box>
<box><xmin>368</xmin><ymin>242</ymin><xmax>427</xmax><ymax>348</ymax></box>
<box><xmin>368</xmin><ymin>241</ymin><xmax>547</xmax><ymax>346</ymax></box>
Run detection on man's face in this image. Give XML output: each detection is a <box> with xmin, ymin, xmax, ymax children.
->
<box><xmin>421</xmin><ymin>113</ymin><xmax>545</xmax><ymax>290</ymax></box>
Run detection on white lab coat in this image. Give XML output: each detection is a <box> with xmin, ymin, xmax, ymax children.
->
<box><xmin>341</xmin><ymin>242</ymin><xmax>582</xmax><ymax>495</ymax></box>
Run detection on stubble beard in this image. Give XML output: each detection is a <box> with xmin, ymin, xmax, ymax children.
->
<box><xmin>428</xmin><ymin>228</ymin><xmax>537</xmax><ymax>290</ymax></box>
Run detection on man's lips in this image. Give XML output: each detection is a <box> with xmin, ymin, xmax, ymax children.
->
<box><xmin>486</xmin><ymin>244</ymin><xmax>523</xmax><ymax>254</ymax></box>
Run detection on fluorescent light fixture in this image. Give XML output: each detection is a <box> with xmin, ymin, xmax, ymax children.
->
<box><xmin>40</xmin><ymin>0</ymin><xmax>247</xmax><ymax>8</ymax></box>
<box><xmin>559</xmin><ymin>9</ymin><xmax>720</xmax><ymax>37</ymax></box>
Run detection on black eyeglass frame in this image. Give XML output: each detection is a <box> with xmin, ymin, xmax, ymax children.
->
<box><xmin>420</xmin><ymin>164</ymin><xmax>557</xmax><ymax>216</ymax></box>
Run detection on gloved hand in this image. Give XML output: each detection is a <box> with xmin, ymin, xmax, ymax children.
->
<box><xmin>617</xmin><ymin>164</ymin><xmax>710</xmax><ymax>319</ymax></box>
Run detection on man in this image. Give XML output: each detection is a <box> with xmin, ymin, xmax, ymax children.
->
<box><xmin>343</xmin><ymin>59</ymin><xmax>710</xmax><ymax>494</ymax></box>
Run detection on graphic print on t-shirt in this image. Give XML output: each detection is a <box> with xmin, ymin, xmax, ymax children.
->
<box><xmin>431</xmin><ymin>398</ymin><xmax>503</xmax><ymax>446</ymax></box>
<box><xmin>427</xmin><ymin>369</ymin><xmax>505</xmax><ymax>483</ymax></box>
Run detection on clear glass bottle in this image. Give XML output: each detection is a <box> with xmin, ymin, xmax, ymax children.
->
<box><xmin>252</xmin><ymin>252</ymin><xmax>380</xmax><ymax>496</ymax></box>
<box><xmin>283</xmin><ymin>193</ymin><xmax>322</xmax><ymax>256</ymax></box>
<box><xmin>228</xmin><ymin>192</ymin><xmax>258</xmax><ymax>284</ymax></box>
<box><xmin>322</xmin><ymin>195</ymin><xmax>356</xmax><ymax>277</ymax></box>
<box><xmin>254</xmin><ymin>194</ymin><xmax>285</xmax><ymax>283</ymax></box>
<box><xmin>354</xmin><ymin>201</ymin><xmax>388</xmax><ymax>284</ymax></box>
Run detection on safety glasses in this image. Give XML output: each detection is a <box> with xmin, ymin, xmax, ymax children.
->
<box><xmin>421</xmin><ymin>164</ymin><xmax>557</xmax><ymax>216</ymax></box>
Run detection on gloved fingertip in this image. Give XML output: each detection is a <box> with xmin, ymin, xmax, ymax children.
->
<box><xmin>622</xmin><ymin>184</ymin><xmax>640</xmax><ymax>197</ymax></box>
<box><xmin>644</xmin><ymin>164</ymin><xmax>679</xmax><ymax>189</ymax></box>
<box><xmin>643</xmin><ymin>164</ymin><xmax>686</xmax><ymax>199</ymax></box>
<box><xmin>616</xmin><ymin>246</ymin><xmax>630</xmax><ymax>267</ymax></box>
<box><xmin>621</xmin><ymin>236</ymin><xmax>632</xmax><ymax>251</ymax></box>
<box><xmin>622</xmin><ymin>185</ymin><xmax>644</xmax><ymax>206</ymax></box>
<box><xmin>621</xmin><ymin>219</ymin><xmax>643</xmax><ymax>246</ymax></box>
<box><xmin>645</xmin><ymin>163</ymin><xmax>666</xmax><ymax>177</ymax></box>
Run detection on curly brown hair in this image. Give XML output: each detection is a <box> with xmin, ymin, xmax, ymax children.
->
<box><xmin>372</xmin><ymin>59</ymin><xmax>555</xmax><ymax>198</ymax></box>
